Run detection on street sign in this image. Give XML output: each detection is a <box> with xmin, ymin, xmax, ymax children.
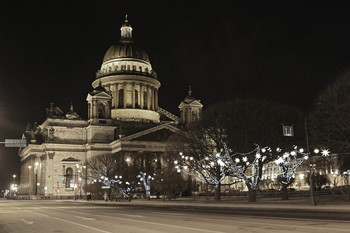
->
<box><xmin>3</xmin><ymin>139</ymin><xmax>27</xmax><ymax>147</ymax></box>
<box><xmin>102</xmin><ymin>186</ymin><xmax>110</xmax><ymax>189</ymax></box>
<box><xmin>282</xmin><ymin>126</ymin><xmax>294</xmax><ymax>136</ymax></box>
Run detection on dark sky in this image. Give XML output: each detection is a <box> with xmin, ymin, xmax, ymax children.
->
<box><xmin>1</xmin><ymin>0</ymin><xmax>350</xmax><ymax>189</ymax></box>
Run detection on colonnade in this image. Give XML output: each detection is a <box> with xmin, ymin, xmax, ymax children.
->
<box><xmin>105</xmin><ymin>83</ymin><xmax>158</xmax><ymax>111</ymax></box>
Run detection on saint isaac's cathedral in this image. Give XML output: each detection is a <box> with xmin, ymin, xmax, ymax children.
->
<box><xmin>19</xmin><ymin>16</ymin><xmax>203</xmax><ymax>197</ymax></box>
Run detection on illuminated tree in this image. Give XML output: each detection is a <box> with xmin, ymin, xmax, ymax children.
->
<box><xmin>85</xmin><ymin>153</ymin><xmax>131</xmax><ymax>200</ymax></box>
<box><xmin>274</xmin><ymin>146</ymin><xmax>309</xmax><ymax>200</ymax></box>
<box><xmin>175</xmin><ymin>149</ymin><xmax>235</xmax><ymax>201</ymax></box>
<box><xmin>221</xmin><ymin>143</ymin><xmax>272</xmax><ymax>202</ymax></box>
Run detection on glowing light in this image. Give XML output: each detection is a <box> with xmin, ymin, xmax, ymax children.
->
<box><xmin>321</xmin><ymin>149</ymin><xmax>330</xmax><ymax>157</ymax></box>
<box><xmin>217</xmin><ymin>159</ymin><xmax>225</xmax><ymax>167</ymax></box>
<box><xmin>314</xmin><ymin>148</ymin><xmax>319</xmax><ymax>154</ymax></box>
<box><xmin>235</xmin><ymin>158</ymin><xmax>240</xmax><ymax>163</ymax></box>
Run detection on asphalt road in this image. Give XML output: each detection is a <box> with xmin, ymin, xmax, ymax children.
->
<box><xmin>0</xmin><ymin>200</ymin><xmax>349</xmax><ymax>233</ymax></box>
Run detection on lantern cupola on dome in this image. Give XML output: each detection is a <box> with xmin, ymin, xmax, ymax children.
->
<box><xmin>91</xmin><ymin>15</ymin><xmax>161</xmax><ymax>123</ymax></box>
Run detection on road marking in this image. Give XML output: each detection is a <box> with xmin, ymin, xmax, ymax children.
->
<box><xmin>120</xmin><ymin>214</ymin><xmax>144</xmax><ymax>218</ymax></box>
<box><xmin>74</xmin><ymin>215</ymin><xmax>96</xmax><ymax>221</ymax></box>
<box><xmin>25</xmin><ymin>210</ymin><xmax>50</xmax><ymax>217</ymax></box>
<box><xmin>93</xmin><ymin>213</ymin><xmax>226</xmax><ymax>233</ymax></box>
<box><xmin>20</xmin><ymin>218</ymin><xmax>34</xmax><ymax>225</ymax></box>
<box><xmin>26</xmin><ymin>210</ymin><xmax>111</xmax><ymax>233</ymax></box>
<box><xmin>51</xmin><ymin>217</ymin><xmax>111</xmax><ymax>233</ymax></box>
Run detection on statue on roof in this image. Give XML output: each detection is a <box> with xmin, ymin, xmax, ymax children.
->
<box><xmin>65</xmin><ymin>103</ymin><xmax>81</xmax><ymax>120</ymax></box>
<box><xmin>46</xmin><ymin>102</ymin><xmax>64</xmax><ymax>119</ymax></box>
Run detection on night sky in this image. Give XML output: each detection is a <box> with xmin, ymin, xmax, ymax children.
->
<box><xmin>1</xmin><ymin>1</ymin><xmax>350</xmax><ymax>189</ymax></box>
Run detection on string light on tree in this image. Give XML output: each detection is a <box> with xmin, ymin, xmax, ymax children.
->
<box><xmin>175</xmin><ymin>150</ymin><xmax>230</xmax><ymax>192</ymax></box>
<box><xmin>221</xmin><ymin>143</ymin><xmax>272</xmax><ymax>191</ymax></box>
<box><xmin>137</xmin><ymin>171</ymin><xmax>154</xmax><ymax>200</ymax></box>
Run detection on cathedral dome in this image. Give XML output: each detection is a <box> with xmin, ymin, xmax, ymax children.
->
<box><xmin>103</xmin><ymin>41</ymin><xmax>150</xmax><ymax>63</ymax></box>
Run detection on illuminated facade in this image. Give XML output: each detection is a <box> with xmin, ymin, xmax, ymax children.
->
<box><xmin>19</xmin><ymin>16</ymin><xmax>202</xmax><ymax>198</ymax></box>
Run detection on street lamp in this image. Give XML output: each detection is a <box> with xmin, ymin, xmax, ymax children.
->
<box><xmin>13</xmin><ymin>174</ymin><xmax>16</xmax><ymax>185</ymax></box>
<box><xmin>343</xmin><ymin>170</ymin><xmax>350</xmax><ymax>196</ymax></box>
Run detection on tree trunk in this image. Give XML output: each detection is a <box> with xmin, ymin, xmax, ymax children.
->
<box><xmin>214</xmin><ymin>183</ymin><xmax>221</xmax><ymax>201</ymax></box>
<box><xmin>281</xmin><ymin>183</ymin><xmax>289</xmax><ymax>200</ymax></box>
<box><xmin>205</xmin><ymin>183</ymin><xmax>209</xmax><ymax>200</ymax></box>
<box><xmin>248</xmin><ymin>188</ymin><xmax>256</xmax><ymax>202</ymax></box>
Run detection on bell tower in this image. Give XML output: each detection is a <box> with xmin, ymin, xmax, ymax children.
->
<box><xmin>178</xmin><ymin>86</ymin><xmax>203</xmax><ymax>124</ymax></box>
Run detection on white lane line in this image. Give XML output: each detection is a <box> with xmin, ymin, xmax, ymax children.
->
<box><xmin>100</xmin><ymin>211</ymin><xmax>350</xmax><ymax>232</ymax></box>
<box><xmin>51</xmin><ymin>217</ymin><xmax>111</xmax><ymax>233</ymax></box>
<box><xmin>20</xmin><ymin>218</ymin><xmax>34</xmax><ymax>225</ymax></box>
<box><xmin>24</xmin><ymin>210</ymin><xmax>50</xmax><ymax>217</ymax></box>
<box><xmin>74</xmin><ymin>215</ymin><xmax>96</xmax><ymax>221</ymax></box>
<box><xmin>26</xmin><ymin>210</ymin><xmax>111</xmax><ymax>233</ymax></box>
<box><xmin>93</xmin><ymin>213</ymin><xmax>225</xmax><ymax>233</ymax></box>
<box><xmin>150</xmin><ymin>211</ymin><xmax>350</xmax><ymax>224</ymax></box>
<box><xmin>121</xmin><ymin>214</ymin><xmax>144</xmax><ymax>218</ymax></box>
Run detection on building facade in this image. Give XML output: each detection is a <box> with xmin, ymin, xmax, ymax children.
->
<box><xmin>19</xmin><ymin>16</ymin><xmax>202</xmax><ymax>198</ymax></box>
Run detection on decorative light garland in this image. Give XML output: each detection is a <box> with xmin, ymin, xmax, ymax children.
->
<box><xmin>137</xmin><ymin>171</ymin><xmax>154</xmax><ymax>199</ymax></box>
<box><xmin>88</xmin><ymin>166</ymin><xmax>131</xmax><ymax>198</ymax></box>
<box><xmin>221</xmin><ymin>143</ymin><xmax>272</xmax><ymax>190</ymax></box>
<box><xmin>175</xmin><ymin>151</ymin><xmax>228</xmax><ymax>190</ymax></box>
<box><xmin>274</xmin><ymin>146</ymin><xmax>309</xmax><ymax>185</ymax></box>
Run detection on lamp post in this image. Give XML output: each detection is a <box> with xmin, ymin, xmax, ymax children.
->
<box><xmin>83</xmin><ymin>165</ymin><xmax>87</xmax><ymax>199</ymax></box>
<box><xmin>13</xmin><ymin>174</ymin><xmax>16</xmax><ymax>185</ymax></box>
<box><xmin>34</xmin><ymin>162</ymin><xmax>39</xmax><ymax>195</ymax></box>
<box><xmin>343</xmin><ymin>170</ymin><xmax>350</xmax><ymax>197</ymax></box>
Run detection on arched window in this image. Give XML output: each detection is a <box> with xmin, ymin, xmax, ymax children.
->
<box><xmin>65</xmin><ymin>167</ymin><xmax>73</xmax><ymax>188</ymax></box>
<box><xmin>118</xmin><ymin>89</ymin><xmax>124</xmax><ymax>108</ymax></box>
<box><xmin>135</xmin><ymin>90</ymin><xmax>139</xmax><ymax>108</ymax></box>
<box><xmin>143</xmin><ymin>91</ymin><xmax>148</xmax><ymax>109</ymax></box>
<box><xmin>98</xmin><ymin>103</ymin><xmax>105</xmax><ymax>118</ymax></box>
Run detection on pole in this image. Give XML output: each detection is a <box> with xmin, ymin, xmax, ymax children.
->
<box><xmin>35</xmin><ymin>171</ymin><xmax>38</xmax><ymax>195</ymax></box>
<box><xmin>305</xmin><ymin>117</ymin><xmax>316</xmax><ymax>206</ymax></box>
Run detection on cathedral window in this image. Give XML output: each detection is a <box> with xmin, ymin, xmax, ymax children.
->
<box><xmin>98</xmin><ymin>103</ymin><xmax>105</xmax><ymax>118</ymax></box>
<box><xmin>118</xmin><ymin>89</ymin><xmax>124</xmax><ymax>108</ymax></box>
<box><xmin>65</xmin><ymin>167</ymin><xmax>73</xmax><ymax>188</ymax></box>
<box><xmin>135</xmin><ymin>90</ymin><xmax>139</xmax><ymax>108</ymax></box>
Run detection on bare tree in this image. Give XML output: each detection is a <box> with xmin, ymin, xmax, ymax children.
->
<box><xmin>85</xmin><ymin>153</ymin><xmax>131</xmax><ymax>200</ymax></box>
<box><xmin>309</xmin><ymin>71</ymin><xmax>350</xmax><ymax>172</ymax></box>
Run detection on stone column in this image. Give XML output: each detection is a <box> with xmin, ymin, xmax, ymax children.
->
<box><xmin>92</xmin><ymin>100</ymin><xmax>97</xmax><ymax>118</ymax></box>
<box><xmin>122</xmin><ymin>83</ymin><xmax>126</xmax><ymax>108</ymax></box>
<box><xmin>155</xmin><ymin>88</ymin><xmax>158</xmax><ymax>111</ymax></box>
<box><xmin>115</xmin><ymin>84</ymin><xmax>119</xmax><ymax>109</ymax></box>
<box><xmin>111</xmin><ymin>85</ymin><xmax>115</xmax><ymax>108</ymax></box>
<box><xmin>147</xmin><ymin>86</ymin><xmax>150</xmax><ymax>110</ymax></box>
<box><xmin>132</xmin><ymin>83</ymin><xmax>135</xmax><ymax>109</ymax></box>
<box><xmin>150</xmin><ymin>87</ymin><xmax>154</xmax><ymax>111</ymax></box>
<box><xmin>140</xmin><ymin>84</ymin><xmax>144</xmax><ymax>108</ymax></box>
